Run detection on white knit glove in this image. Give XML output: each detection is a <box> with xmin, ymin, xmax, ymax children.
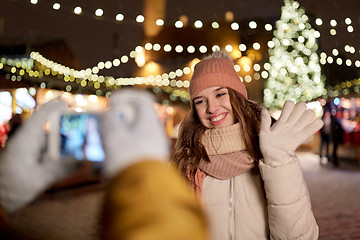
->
<box><xmin>0</xmin><ymin>99</ymin><xmax>78</xmax><ymax>213</ymax></box>
<box><xmin>259</xmin><ymin>101</ymin><xmax>323</xmax><ymax>167</ymax></box>
<box><xmin>100</xmin><ymin>89</ymin><xmax>170</xmax><ymax>178</ymax></box>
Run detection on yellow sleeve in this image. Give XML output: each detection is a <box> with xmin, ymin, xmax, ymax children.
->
<box><xmin>101</xmin><ymin>159</ymin><xmax>210</xmax><ymax>240</ymax></box>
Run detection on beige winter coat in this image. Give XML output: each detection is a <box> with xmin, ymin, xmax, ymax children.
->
<box><xmin>199</xmin><ymin>124</ymin><xmax>319</xmax><ymax>240</ymax></box>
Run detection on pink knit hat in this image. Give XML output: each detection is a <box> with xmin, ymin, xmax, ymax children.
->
<box><xmin>189</xmin><ymin>56</ymin><xmax>247</xmax><ymax>100</ymax></box>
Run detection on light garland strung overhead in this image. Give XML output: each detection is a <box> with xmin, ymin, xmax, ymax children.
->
<box><xmin>1</xmin><ymin>36</ymin><xmax>360</xmax><ymax>100</ymax></box>
<box><xmin>23</xmin><ymin>0</ymin><xmax>358</xmax><ymax>36</ymax></box>
<box><xmin>0</xmin><ymin>55</ymin><xmax>192</xmax><ymax>101</ymax></box>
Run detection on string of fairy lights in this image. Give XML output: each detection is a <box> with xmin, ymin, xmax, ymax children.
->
<box><xmin>0</xmin><ymin>52</ymin><xmax>193</xmax><ymax>101</ymax></box>
<box><xmin>25</xmin><ymin>0</ymin><xmax>359</xmax><ymax>32</ymax></box>
<box><xmin>2</xmin><ymin>42</ymin><xmax>360</xmax><ymax>100</ymax></box>
<box><xmin>1</xmin><ymin>0</ymin><xmax>360</xmax><ymax>101</ymax></box>
<box><xmin>1</xmin><ymin>46</ymin><xmax>360</xmax><ymax>100</ymax></box>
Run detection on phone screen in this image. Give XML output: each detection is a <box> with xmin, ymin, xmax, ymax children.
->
<box><xmin>60</xmin><ymin>113</ymin><xmax>105</xmax><ymax>162</ymax></box>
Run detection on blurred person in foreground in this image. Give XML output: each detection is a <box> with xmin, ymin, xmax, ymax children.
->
<box><xmin>0</xmin><ymin>89</ymin><xmax>209</xmax><ymax>240</ymax></box>
<box><xmin>173</xmin><ymin>50</ymin><xmax>322</xmax><ymax>239</ymax></box>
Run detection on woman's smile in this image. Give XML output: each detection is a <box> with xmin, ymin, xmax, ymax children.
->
<box><xmin>209</xmin><ymin>113</ymin><xmax>227</xmax><ymax>125</ymax></box>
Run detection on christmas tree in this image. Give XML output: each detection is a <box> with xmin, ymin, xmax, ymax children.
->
<box><xmin>263</xmin><ymin>0</ymin><xmax>326</xmax><ymax>110</ymax></box>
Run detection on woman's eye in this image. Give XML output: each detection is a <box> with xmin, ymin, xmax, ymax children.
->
<box><xmin>194</xmin><ymin>100</ymin><xmax>205</xmax><ymax>105</ymax></box>
<box><xmin>216</xmin><ymin>93</ymin><xmax>226</xmax><ymax>98</ymax></box>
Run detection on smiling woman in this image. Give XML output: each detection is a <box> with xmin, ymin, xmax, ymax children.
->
<box><xmin>172</xmin><ymin>50</ymin><xmax>321</xmax><ymax>240</ymax></box>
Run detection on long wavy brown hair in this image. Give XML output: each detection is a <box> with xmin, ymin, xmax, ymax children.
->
<box><xmin>172</xmin><ymin>88</ymin><xmax>263</xmax><ymax>186</ymax></box>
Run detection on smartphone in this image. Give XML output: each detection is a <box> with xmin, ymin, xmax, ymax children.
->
<box><xmin>48</xmin><ymin>112</ymin><xmax>105</xmax><ymax>162</ymax></box>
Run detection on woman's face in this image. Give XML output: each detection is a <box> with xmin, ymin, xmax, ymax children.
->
<box><xmin>193</xmin><ymin>86</ymin><xmax>235</xmax><ymax>128</ymax></box>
